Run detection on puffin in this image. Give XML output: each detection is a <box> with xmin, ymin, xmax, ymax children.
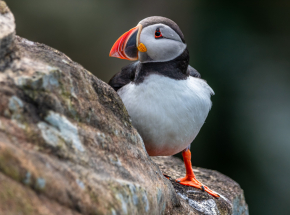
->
<box><xmin>108</xmin><ymin>16</ymin><xmax>219</xmax><ymax>198</ymax></box>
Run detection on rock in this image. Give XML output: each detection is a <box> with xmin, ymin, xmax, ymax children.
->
<box><xmin>152</xmin><ymin>156</ymin><xmax>249</xmax><ymax>215</ymax></box>
<box><xmin>0</xmin><ymin>1</ymin><xmax>248</xmax><ymax>214</ymax></box>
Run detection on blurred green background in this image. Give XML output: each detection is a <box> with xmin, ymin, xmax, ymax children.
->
<box><xmin>8</xmin><ymin>0</ymin><xmax>290</xmax><ymax>214</ymax></box>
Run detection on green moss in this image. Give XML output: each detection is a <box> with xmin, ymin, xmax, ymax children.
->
<box><xmin>85</xmin><ymin>189</ymin><xmax>105</xmax><ymax>215</ymax></box>
<box><xmin>0</xmin><ymin>149</ymin><xmax>21</xmax><ymax>181</ymax></box>
<box><xmin>0</xmin><ymin>175</ymin><xmax>35</xmax><ymax>215</ymax></box>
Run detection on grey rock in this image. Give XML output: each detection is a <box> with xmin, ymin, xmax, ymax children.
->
<box><xmin>152</xmin><ymin>156</ymin><xmax>249</xmax><ymax>215</ymax></box>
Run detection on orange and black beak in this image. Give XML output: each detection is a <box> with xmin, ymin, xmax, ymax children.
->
<box><xmin>109</xmin><ymin>24</ymin><xmax>145</xmax><ymax>61</ymax></box>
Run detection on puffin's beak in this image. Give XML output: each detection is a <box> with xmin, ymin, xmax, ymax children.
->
<box><xmin>109</xmin><ymin>24</ymin><xmax>143</xmax><ymax>61</ymax></box>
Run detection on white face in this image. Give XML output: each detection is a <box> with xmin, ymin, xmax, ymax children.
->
<box><xmin>138</xmin><ymin>23</ymin><xmax>187</xmax><ymax>63</ymax></box>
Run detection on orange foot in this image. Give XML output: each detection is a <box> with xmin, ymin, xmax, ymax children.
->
<box><xmin>176</xmin><ymin>149</ymin><xmax>220</xmax><ymax>198</ymax></box>
<box><xmin>176</xmin><ymin>175</ymin><xmax>220</xmax><ymax>198</ymax></box>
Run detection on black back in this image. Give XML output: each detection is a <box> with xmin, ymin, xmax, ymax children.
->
<box><xmin>108</xmin><ymin>62</ymin><xmax>138</xmax><ymax>91</ymax></box>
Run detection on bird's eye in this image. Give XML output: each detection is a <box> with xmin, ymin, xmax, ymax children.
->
<box><xmin>155</xmin><ymin>28</ymin><xmax>163</xmax><ymax>39</ymax></box>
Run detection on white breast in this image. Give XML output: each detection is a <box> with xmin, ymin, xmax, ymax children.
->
<box><xmin>118</xmin><ymin>74</ymin><xmax>214</xmax><ymax>156</ymax></box>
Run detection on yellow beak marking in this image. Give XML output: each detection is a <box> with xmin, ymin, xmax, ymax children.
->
<box><xmin>137</xmin><ymin>43</ymin><xmax>147</xmax><ymax>52</ymax></box>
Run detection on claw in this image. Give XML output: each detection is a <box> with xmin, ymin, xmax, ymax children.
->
<box><xmin>176</xmin><ymin>149</ymin><xmax>220</xmax><ymax>198</ymax></box>
<box><xmin>163</xmin><ymin>174</ymin><xmax>171</xmax><ymax>180</ymax></box>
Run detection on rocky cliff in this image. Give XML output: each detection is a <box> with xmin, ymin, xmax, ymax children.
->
<box><xmin>0</xmin><ymin>1</ymin><xmax>248</xmax><ymax>214</ymax></box>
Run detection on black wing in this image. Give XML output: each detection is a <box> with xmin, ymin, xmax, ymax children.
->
<box><xmin>187</xmin><ymin>65</ymin><xmax>201</xmax><ymax>78</ymax></box>
<box><xmin>108</xmin><ymin>62</ymin><xmax>139</xmax><ymax>91</ymax></box>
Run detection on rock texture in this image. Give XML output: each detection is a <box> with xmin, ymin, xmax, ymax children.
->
<box><xmin>152</xmin><ymin>157</ymin><xmax>249</xmax><ymax>215</ymax></box>
<box><xmin>0</xmin><ymin>1</ymin><xmax>248</xmax><ymax>214</ymax></box>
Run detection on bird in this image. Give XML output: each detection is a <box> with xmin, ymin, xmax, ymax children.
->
<box><xmin>108</xmin><ymin>16</ymin><xmax>219</xmax><ymax>198</ymax></box>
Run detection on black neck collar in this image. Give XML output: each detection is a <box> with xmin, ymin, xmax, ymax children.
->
<box><xmin>134</xmin><ymin>48</ymin><xmax>189</xmax><ymax>84</ymax></box>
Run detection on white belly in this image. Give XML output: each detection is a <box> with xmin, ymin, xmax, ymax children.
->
<box><xmin>118</xmin><ymin>74</ymin><xmax>214</xmax><ymax>156</ymax></box>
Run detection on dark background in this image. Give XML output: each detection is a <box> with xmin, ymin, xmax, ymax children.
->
<box><xmin>8</xmin><ymin>0</ymin><xmax>290</xmax><ymax>214</ymax></box>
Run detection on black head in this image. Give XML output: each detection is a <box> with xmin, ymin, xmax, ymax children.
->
<box><xmin>139</xmin><ymin>16</ymin><xmax>185</xmax><ymax>43</ymax></box>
